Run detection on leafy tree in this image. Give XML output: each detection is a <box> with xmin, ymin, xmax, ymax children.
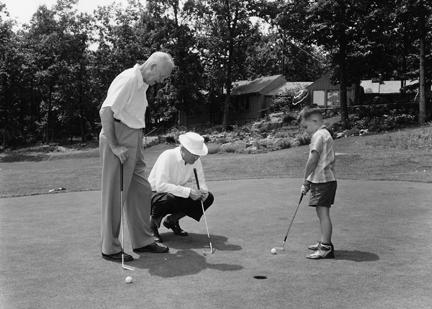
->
<box><xmin>392</xmin><ymin>0</ymin><xmax>432</xmax><ymax>124</ymax></box>
<box><xmin>191</xmin><ymin>0</ymin><xmax>261</xmax><ymax>126</ymax></box>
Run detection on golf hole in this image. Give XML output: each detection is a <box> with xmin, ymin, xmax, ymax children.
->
<box><xmin>253</xmin><ymin>275</ymin><xmax>267</xmax><ymax>280</ymax></box>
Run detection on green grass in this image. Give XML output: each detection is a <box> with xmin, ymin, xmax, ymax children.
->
<box><xmin>365</xmin><ymin>125</ymin><xmax>432</xmax><ymax>150</ymax></box>
<box><xmin>1</xmin><ymin>126</ymin><xmax>431</xmax><ymax>198</ymax></box>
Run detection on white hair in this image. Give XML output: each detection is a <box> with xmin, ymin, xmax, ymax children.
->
<box><xmin>146</xmin><ymin>51</ymin><xmax>175</xmax><ymax>68</ymax></box>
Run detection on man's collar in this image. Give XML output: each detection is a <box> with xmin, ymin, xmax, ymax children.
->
<box><xmin>133</xmin><ymin>64</ymin><xmax>148</xmax><ymax>89</ymax></box>
<box><xmin>175</xmin><ymin>147</ymin><xmax>184</xmax><ymax>163</ymax></box>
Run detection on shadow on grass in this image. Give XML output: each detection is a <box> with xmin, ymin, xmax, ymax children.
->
<box><xmin>132</xmin><ymin>233</ymin><xmax>243</xmax><ymax>278</ymax></box>
<box><xmin>335</xmin><ymin>250</ymin><xmax>379</xmax><ymax>262</ymax></box>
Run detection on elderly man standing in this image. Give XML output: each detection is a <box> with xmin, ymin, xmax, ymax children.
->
<box><xmin>148</xmin><ymin>132</ymin><xmax>215</xmax><ymax>243</ymax></box>
<box><xmin>99</xmin><ymin>52</ymin><xmax>174</xmax><ymax>262</ymax></box>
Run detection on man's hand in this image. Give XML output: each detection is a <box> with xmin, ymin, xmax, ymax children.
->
<box><xmin>201</xmin><ymin>191</ymin><xmax>209</xmax><ymax>201</ymax></box>
<box><xmin>189</xmin><ymin>189</ymin><xmax>203</xmax><ymax>201</ymax></box>
<box><xmin>301</xmin><ymin>180</ymin><xmax>311</xmax><ymax>195</ymax></box>
<box><xmin>111</xmin><ymin>145</ymin><xmax>128</xmax><ymax>164</ymax></box>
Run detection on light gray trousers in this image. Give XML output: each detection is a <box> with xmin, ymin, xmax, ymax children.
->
<box><xmin>99</xmin><ymin>121</ymin><xmax>154</xmax><ymax>255</ymax></box>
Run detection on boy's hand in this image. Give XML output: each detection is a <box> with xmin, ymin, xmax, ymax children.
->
<box><xmin>301</xmin><ymin>180</ymin><xmax>311</xmax><ymax>195</ymax></box>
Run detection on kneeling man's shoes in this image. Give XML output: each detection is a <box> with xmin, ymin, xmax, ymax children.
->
<box><xmin>102</xmin><ymin>251</ymin><xmax>134</xmax><ymax>262</ymax></box>
<box><xmin>133</xmin><ymin>242</ymin><xmax>169</xmax><ymax>253</ymax></box>
<box><xmin>151</xmin><ymin>220</ymin><xmax>163</xmax><ymax>243</ymax></box>
<box><xmin>163</xmin><ymin>220</ymin><xmax>188</xmax><ymax>236</ymax></box>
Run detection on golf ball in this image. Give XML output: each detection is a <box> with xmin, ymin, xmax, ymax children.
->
<box><xmin>125</xmin><ymin>276</ymin><xmax>133</xmax><ymax>284</ymax></box>
<box><xmin>271</xmin><ymin>248</ymin><xmax>277</xmax><ymax>255</ymax></box>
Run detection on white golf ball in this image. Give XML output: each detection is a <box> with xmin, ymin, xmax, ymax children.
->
<box><xmin>125</xmin><ymin>276</ymin><xmax>133</xmax><ymax>284</ymax></box>
<box><xmin>271</xmin><ymin>248</ymin><xmax>277</xmax><ymax>255</ymax></box>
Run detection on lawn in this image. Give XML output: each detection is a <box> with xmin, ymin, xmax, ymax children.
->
<box><xmin>1</xmin><ymin>126</ymin><xmax>431</xmax><ymax>198</ymax></box>
<box><xmin>1</xmin><ymin>178</ymin><xmax>431</xmax><ymax>308</ymax></box>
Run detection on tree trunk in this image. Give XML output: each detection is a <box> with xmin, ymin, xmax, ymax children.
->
<box><xmin>337</xmin><ymin>0</ymin><xmax>349</xmax><ymax>129</ymax></box>
<box><xmin>419</xmin><ymin>34</ymin><xmax>426</xmax><ymax>124</ymax></box>
<box><xmin>222</xmin><ymin>35</ymin><xmax>234</xmax><ymax>127</ymax></box>
<box><xmin>339</xmin><ymin>68</ymin><xmax>349</xmax><ymax>128</ymax></box>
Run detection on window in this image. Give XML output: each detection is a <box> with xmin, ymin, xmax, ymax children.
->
<box><xmin>313</xmin><ymin>90</ymin><xmax>325</xmax><ymax>106</ymax></box>
<box><xmin>327</xmin><ymin>91</ymin><xmax>340</xmax><ymax>106</ymax></box>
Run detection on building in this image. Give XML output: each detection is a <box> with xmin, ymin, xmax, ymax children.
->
<box><xmin>229</xmin><ymin>75</ymin><xmax>312</xmax><ymax>123</ymax></box>
<box><xmin>178</xmin><ymin>75</ymin><xmax>312</xmax><ymax>126</ymax></box>
<box><xmin>229</xmin><ymin>75</ymin><xmax>287</xmax><ymax>123</ymax></box>
<box><xmin>307</xmin><ymin>73</ymin><xmax>419</xmax><ymax>107</ymax></box>
<box><xmin>307</xmin><ymin>73</ymin><xmax>356</xmax><ymax>108</ymax></box>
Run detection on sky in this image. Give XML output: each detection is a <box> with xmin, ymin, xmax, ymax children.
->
<box><xmin>2</xmin><ymin>0</ymin><xmax>135</xmax><ymax>24</ymax></box>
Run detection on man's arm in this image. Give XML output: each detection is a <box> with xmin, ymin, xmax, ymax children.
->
<box><xmin>195</xmin><ymin>160</ymin><xmax>209</xmax><ymax>201</ymax></box>
<box><xmin>301</xmin><ymin>150</ymin><xmax>319</xmax><ymax>194</ymax></box>
<box><xmin>304</xmin><ymin>150</ymin><xmax>320</xmax><ymax>180</ymax></box>
<box><xmin>152</xmin><ymin>153</ymin><xmax>193</xmax><ymax>198</ymax></box>
<box><xmin>100</xmin><ymin>107</ymin><xmax>128</xmax><ymax>163</ymax></box>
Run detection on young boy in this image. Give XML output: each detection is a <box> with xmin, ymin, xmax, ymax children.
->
<box><xmin>300</xmin><ymin>108</ymin><xmax>337</xmax><ymax>259</ymax></box>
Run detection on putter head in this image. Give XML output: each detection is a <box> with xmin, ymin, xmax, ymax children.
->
<box><xmin>203</xmin><ymin>244</ymin><xmax>216</xmax><ymax>256</ymax></box>
<box><xmin>121</xmin><ymin>253</ymin><xmax>135</xmax><ymax>271</ymax></box>
<box><xmin>122</xmin><ymin>264</ymin><xmax>135</xmax><ymax>271</ymax></box>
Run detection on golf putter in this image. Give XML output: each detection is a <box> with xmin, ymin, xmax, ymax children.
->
<box><xmin>193</xmin><ymin>168</ymin><xmax>215</xmax><ymax>256</ymax></box>
<box><xmin>274</xmin><ymin>193</ymin><xmax>304</xmax><ymax>252</ymax></box>
<box><xmin>120</xmin><ymin>163</ymin><xmax>134</xmax><ymax>271</ymax></box>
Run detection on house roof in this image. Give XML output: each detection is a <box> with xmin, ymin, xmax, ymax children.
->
<box><xmin>266</xmin><ymin>81</ymin><xmax>313</xmax><ymax>96</ymax></box>
<box><xmin>231</xmin><ymin>75</ymin><xmax>287</xmax><ymax>96</ymax></box>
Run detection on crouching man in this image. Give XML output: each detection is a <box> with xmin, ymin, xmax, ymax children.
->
<box><xmin>148</xmin><ymin>132</ymin><xmax>214</xmax><ymax>242</ymax></box>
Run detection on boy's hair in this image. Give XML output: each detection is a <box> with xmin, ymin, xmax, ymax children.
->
<box><xmin>300</xmin><ymin>107</ymin><xmax>323</xmax><ymax>121</ymax></box>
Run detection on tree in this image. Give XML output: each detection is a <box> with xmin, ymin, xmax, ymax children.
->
<box><xmin>393</xmin><ymin>0</ymin><xmax>432</xmax><ymax>124</ymax></box>
<box><xmin>258</xmin><ymin>0</ymin><xmax>325</xmax><ymax>81</ymax></box>
<box><xmin>192</xmin><ymin>0</ymin><xmax>260</xmax><ymax>126</ymax></box>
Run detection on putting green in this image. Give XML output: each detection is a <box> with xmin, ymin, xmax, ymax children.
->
<box><xmin>1</xmin><ymin>178</ymin><xmax>431</xmax><ymax>308</ymax></box>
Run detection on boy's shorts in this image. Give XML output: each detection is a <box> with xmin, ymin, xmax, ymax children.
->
<box><xmin>309</xmin><ymin>181</ymin><xmax>337</xmax><ymax>208</ymax></box>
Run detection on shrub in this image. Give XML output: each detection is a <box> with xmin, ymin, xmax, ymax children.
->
<box><xmin>295</xmin><ymin>132</ymin><xmax>311</xmax><ymax>145</ymax></box>
<box><xmin>220</xmin><ymin>141</ymin><xmax>247</xmax><ymax>153</ymax></box>
<box><xmin>207</xmin><ymin>143</ymin><xmax>221</xmax><ymax>154</ymax></box>
<box><xmin>275</xmin><ymin>138</ymin><xmax>292</xmax><ymax>150</ymax></box>
<box><xmin>165</xmin><ymin>135</ymin><xmax>176</xmax><ymax>144</ymax></box>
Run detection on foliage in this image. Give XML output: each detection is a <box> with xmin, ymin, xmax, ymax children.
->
<box><xmin>0</xmin><ymin>0</ymin><xmax>431</xmax><ymax>147</ymax></box>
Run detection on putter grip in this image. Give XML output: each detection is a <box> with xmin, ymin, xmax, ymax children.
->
<box><xmin>120</xmin><ymin>163</ymin><xmax>123</xmax><ymax>191</ymax></box>
<box><xmin>193</xmin><ymin>168</ymin><xmax>200</xmax><ymax>190</ymax></box>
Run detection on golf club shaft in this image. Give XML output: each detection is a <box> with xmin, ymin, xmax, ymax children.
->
<box><xmin>282</xmin><ymin>194</ymin><xmax>304</xmax><ymax>246</ymax></box>
<box><xmin>193</xmin><ymin>168</ymin><xmax>213</xmax><ymax>249</ymax></box>
<box><xmin>120</xmin><ymin>163</ymin><xmax>124</xmax><ymax>266</ymax></box>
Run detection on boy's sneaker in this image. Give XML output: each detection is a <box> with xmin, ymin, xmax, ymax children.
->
<box><xmin>306</xmin><ymin>243</ymin><xmax>335</xmax><ymax>259</ymax></box>
<box><xmin>308</xmin><ymin>241</ymin><xmax>334</xmax><ymax>251</ymax></box>
<box><xmin>308</xmin><ymin>241</ymin><xmax>321</xmax><ymax>251</ymax></box>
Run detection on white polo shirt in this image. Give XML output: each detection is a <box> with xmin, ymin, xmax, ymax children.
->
<box><xmin>148</xmin><ymin>147</ymin><xmax>209</xmax><ymax>198</ymax></box>
<box><xmin>101</xmin><ymin>64</ymin><xmax>149</xmax><ymax>129</ymax></box>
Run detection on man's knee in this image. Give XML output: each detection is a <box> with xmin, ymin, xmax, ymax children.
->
<box><xmin>204</xmin><ymin>192</ymin><xmax>214</xmax><ymax>207</ymax></box>
<box><xmin>151</xmin><ymin>193</ymin><xmax>177</xmax><ymax>217</ymax></box>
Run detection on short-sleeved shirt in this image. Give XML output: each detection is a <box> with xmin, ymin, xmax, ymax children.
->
<box><xmin>307</xmin><ymin>126</ymin><xmax>336</xmax><ymax>183</ymax></box>
<box><xmin>101</xmin><ymin>64</ymin><xmax>149</xmax><ymax>129</ymax></box>
<box><xmin>148</xmin><ymin>147</ymin><xmax>209</xmax><ymax>198</ymax></box>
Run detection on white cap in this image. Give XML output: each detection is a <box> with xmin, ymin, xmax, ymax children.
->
<box><xmin>178</xmin><ymin>132</ymin><xmax>208</xmax><ymax>156</ymax></box>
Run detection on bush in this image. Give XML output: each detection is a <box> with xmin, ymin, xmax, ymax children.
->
<box><xmin>275</xmin><ymin>138</ymin><xmax>292</xmax><ymax>150</ymax></box>
<box><xmin>207</xmin><ymin>143</ymin><xmax>221</xmax><ymax>154</ymax></box>
<box><xmin>282</xmin><ymin>113</ymin><xmax>298</xmax><ymax>125</ymax></box>
<box><xmin>220</xmin><ymin>141</ymin><xmax>247</xmax><ymax>153</ymax></box>
<box><xmin>295</xmin><ymin>132</ymin><xmax>311</xmax><ymax>146</ymax></box>
<box><xmin>165</xmin><ymin>135</ymin><xmax>176</xmax><ymax>144</ymax></box>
